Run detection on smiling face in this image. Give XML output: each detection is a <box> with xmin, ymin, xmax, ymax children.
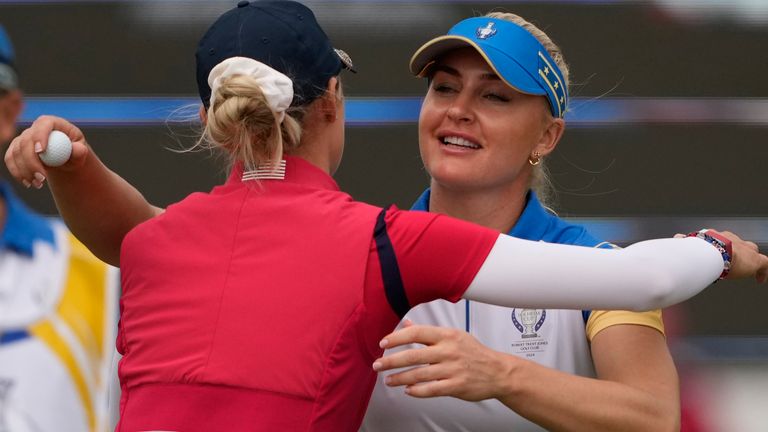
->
<box><xmin>418</xmin><ymin>47</ymin><xmax>561</xmax><ymax>194</ymax></box>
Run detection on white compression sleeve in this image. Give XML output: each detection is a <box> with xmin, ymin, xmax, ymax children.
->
<box><xmin>463</xmin><ymin>235</ymin><xmax>723</xmax><ymax>311</ymax></box>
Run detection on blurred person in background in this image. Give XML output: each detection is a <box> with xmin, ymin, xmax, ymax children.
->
<box><xmin>362</xmin><ymin>13</ymin><xmax>720</xmax><ymax>432</ymax></box>
<box><xmin>0</xmin><ymin>24</ymin><xmax>118</xmax><ymax>432</ymax></box>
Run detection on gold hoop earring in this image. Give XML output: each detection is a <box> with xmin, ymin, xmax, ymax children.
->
<box><xmin>528</xmin><ymin>151</ymin><xmax>541</xmax><ymax>166</ymax></box>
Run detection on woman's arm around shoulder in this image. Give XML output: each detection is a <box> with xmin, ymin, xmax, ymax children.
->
<box><xmin>5</xmin><ymin>115</ymin><xmax>162</xmax><ymax>266</ymax></box>
<box><xmin>463</xmin><ymin>232</ymin><xmax>768</xmax><ymax>311</ymax></box>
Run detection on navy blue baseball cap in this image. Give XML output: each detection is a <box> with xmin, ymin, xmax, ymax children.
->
<box><xmin>410</xmin><ymin>17</ymin><xmax>568</xmax><ymax>118</ymax></box>
<box><xmin>0</xmin><ymin>24</ymin><xmax>18</xmax><ymax>91</ymax></box>
<box><xmin>196</xmin><ymin>0</ymin><xmax>355</xmax><ymax>108</ymax></box>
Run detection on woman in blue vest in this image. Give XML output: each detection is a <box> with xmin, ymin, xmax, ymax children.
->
<box><xmin>361</xmin><ymin>13</ymin><xmax>718</xmax><ymax>432</ymax></box>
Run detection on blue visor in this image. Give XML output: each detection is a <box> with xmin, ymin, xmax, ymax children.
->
<box><xmin>410</xmin><ymin>17</ymin><xmax>568</xmax><ymax>118</ymax></box>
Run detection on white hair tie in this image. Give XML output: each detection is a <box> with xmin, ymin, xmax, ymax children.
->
<box><xmin>208</xmin><ymin>57</ymin><xmax>294</xmax><ymax>123</ymax></box>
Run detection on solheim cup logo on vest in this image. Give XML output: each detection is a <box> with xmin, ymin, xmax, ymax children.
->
<box><xmin>512</xmin><ymin>309</ymin><xmax>546</xmax><ymax>338</ymax></box>
<box><xmin>476</xmin><ymin>22</ymin><xmax>497</xmax><ymax>40</ymax></box>
<box><xmin>510</xmin><ymin>309</ymin><xmax>549</xmax><ymax>358</ymax></box>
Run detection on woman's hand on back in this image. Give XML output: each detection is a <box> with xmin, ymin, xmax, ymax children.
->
<box><xmin>372</xmin><ymin>320</ymin><xmax>515</xmax><ymax>401</ymax></box>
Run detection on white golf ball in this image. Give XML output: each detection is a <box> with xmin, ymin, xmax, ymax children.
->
<box><xmin>39</xmin><ymin>130</ymin><xmax>73</xmax><ymax>167</ymax></box>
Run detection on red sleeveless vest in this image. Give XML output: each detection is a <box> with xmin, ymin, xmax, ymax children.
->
<box><xmin>117</xmin><ymin>157</ymin><xmax>386</xmax><ymax>431</ymax></box>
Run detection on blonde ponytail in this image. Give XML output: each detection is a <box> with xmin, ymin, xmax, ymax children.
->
<box><xmin>202</xmin><ymin>74</ymin><xmax>302</xmax><ymax>172</ymax></box>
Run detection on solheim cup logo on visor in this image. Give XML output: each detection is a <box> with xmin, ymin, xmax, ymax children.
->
<box><xmin>476</xmin><ymin>22</ymin><xmax>497</xmax><ymax>40</ymax></box>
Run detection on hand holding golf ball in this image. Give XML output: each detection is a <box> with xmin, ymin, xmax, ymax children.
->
<box><xmin>39</xmin><ymin>130</ymin><xmax>73</xmax><ymax>167</ymax></box>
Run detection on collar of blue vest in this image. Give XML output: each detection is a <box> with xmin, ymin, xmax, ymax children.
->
<box><xmin>410</xmin><ymin>188</ymin><xmax>556</xmax><ymax>241</ymax></box>
<box><xmin>508</xmin><ymin>191</ymin><xmax>555</xmax><ymax>241</ymax></box>
<box><xmin>0</xmin><ymin>181</ymin><xmax>56</xmax><ymax>256</ymax></box>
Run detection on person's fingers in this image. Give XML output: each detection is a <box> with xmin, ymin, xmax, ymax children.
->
<box><xmin>27</xmin><ymin>115</ymin><xmax>55</xmax><ymax>154</ymax></box>
<box><xmin>28</xmin><ymin>115</ymin><xmax>83</xmax><ymax>152</ymax></box>
<box><xmin>384</xmin><ymin>362</ymin><xmax>449</xmax><ymax>387</ymax></box>
<box><xmin>405</xmin><ymin>380</ymin><xmax>455</xmax><ymax>398</ymax></box>
<box><xmin>15</xmin><ymin>122</ymin><xmax>50</xmax><ymax>186</ymax></box>
<box><xmin>720</xmin><ymin>232</ymin><xmax>765</xmax><ymax>280</ymax></box>
<box><xmin>7</xmin><ymin>132</ymin><xmax>27</xmax><ymax>178</ymax></box>
<box><xmin>5</xmin><ymin>116</ymin><xmax>89</xmax><ymax>188</ymax></box>
<box><xmin>60</xmin><ymin>136</ymin><xmax>91</xmax><ymax>170</ymax></box>
<box><xmin>11</xmin><ymin>129</ymin><xmax>47</xmax><ymax>187</ymax></box>
<box><xmin>31</xmin><ymin>172</ymin><xmax>46</xmax><ymax>189</ymax></box>
<box><xmin>56</xmin><ymin>120</ymin><xmax>90</xmax><ymax>169</ymax></box>
<box><xmin>379</xmin><ymin>325</ymin><xmax>451</xmax><ymax>350</ymax></box>
<box><xmin>5</xmin><ymin>137</ymin><xmax>24</xmax><ymax>184</ymax></box>
<box><xmin>373</xmin><ymin>345</ymin><xmax>443</xmax><ymax>372</ymax></box>
<box><xmin>60</xmin><ymin>118</ymin><xmax>85</xmax><ymax>143</ymax></box>
<box><xmin>36</xmin><ymin>115</ymin><xmax>91</xmax><ymax>171</ymax></box>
